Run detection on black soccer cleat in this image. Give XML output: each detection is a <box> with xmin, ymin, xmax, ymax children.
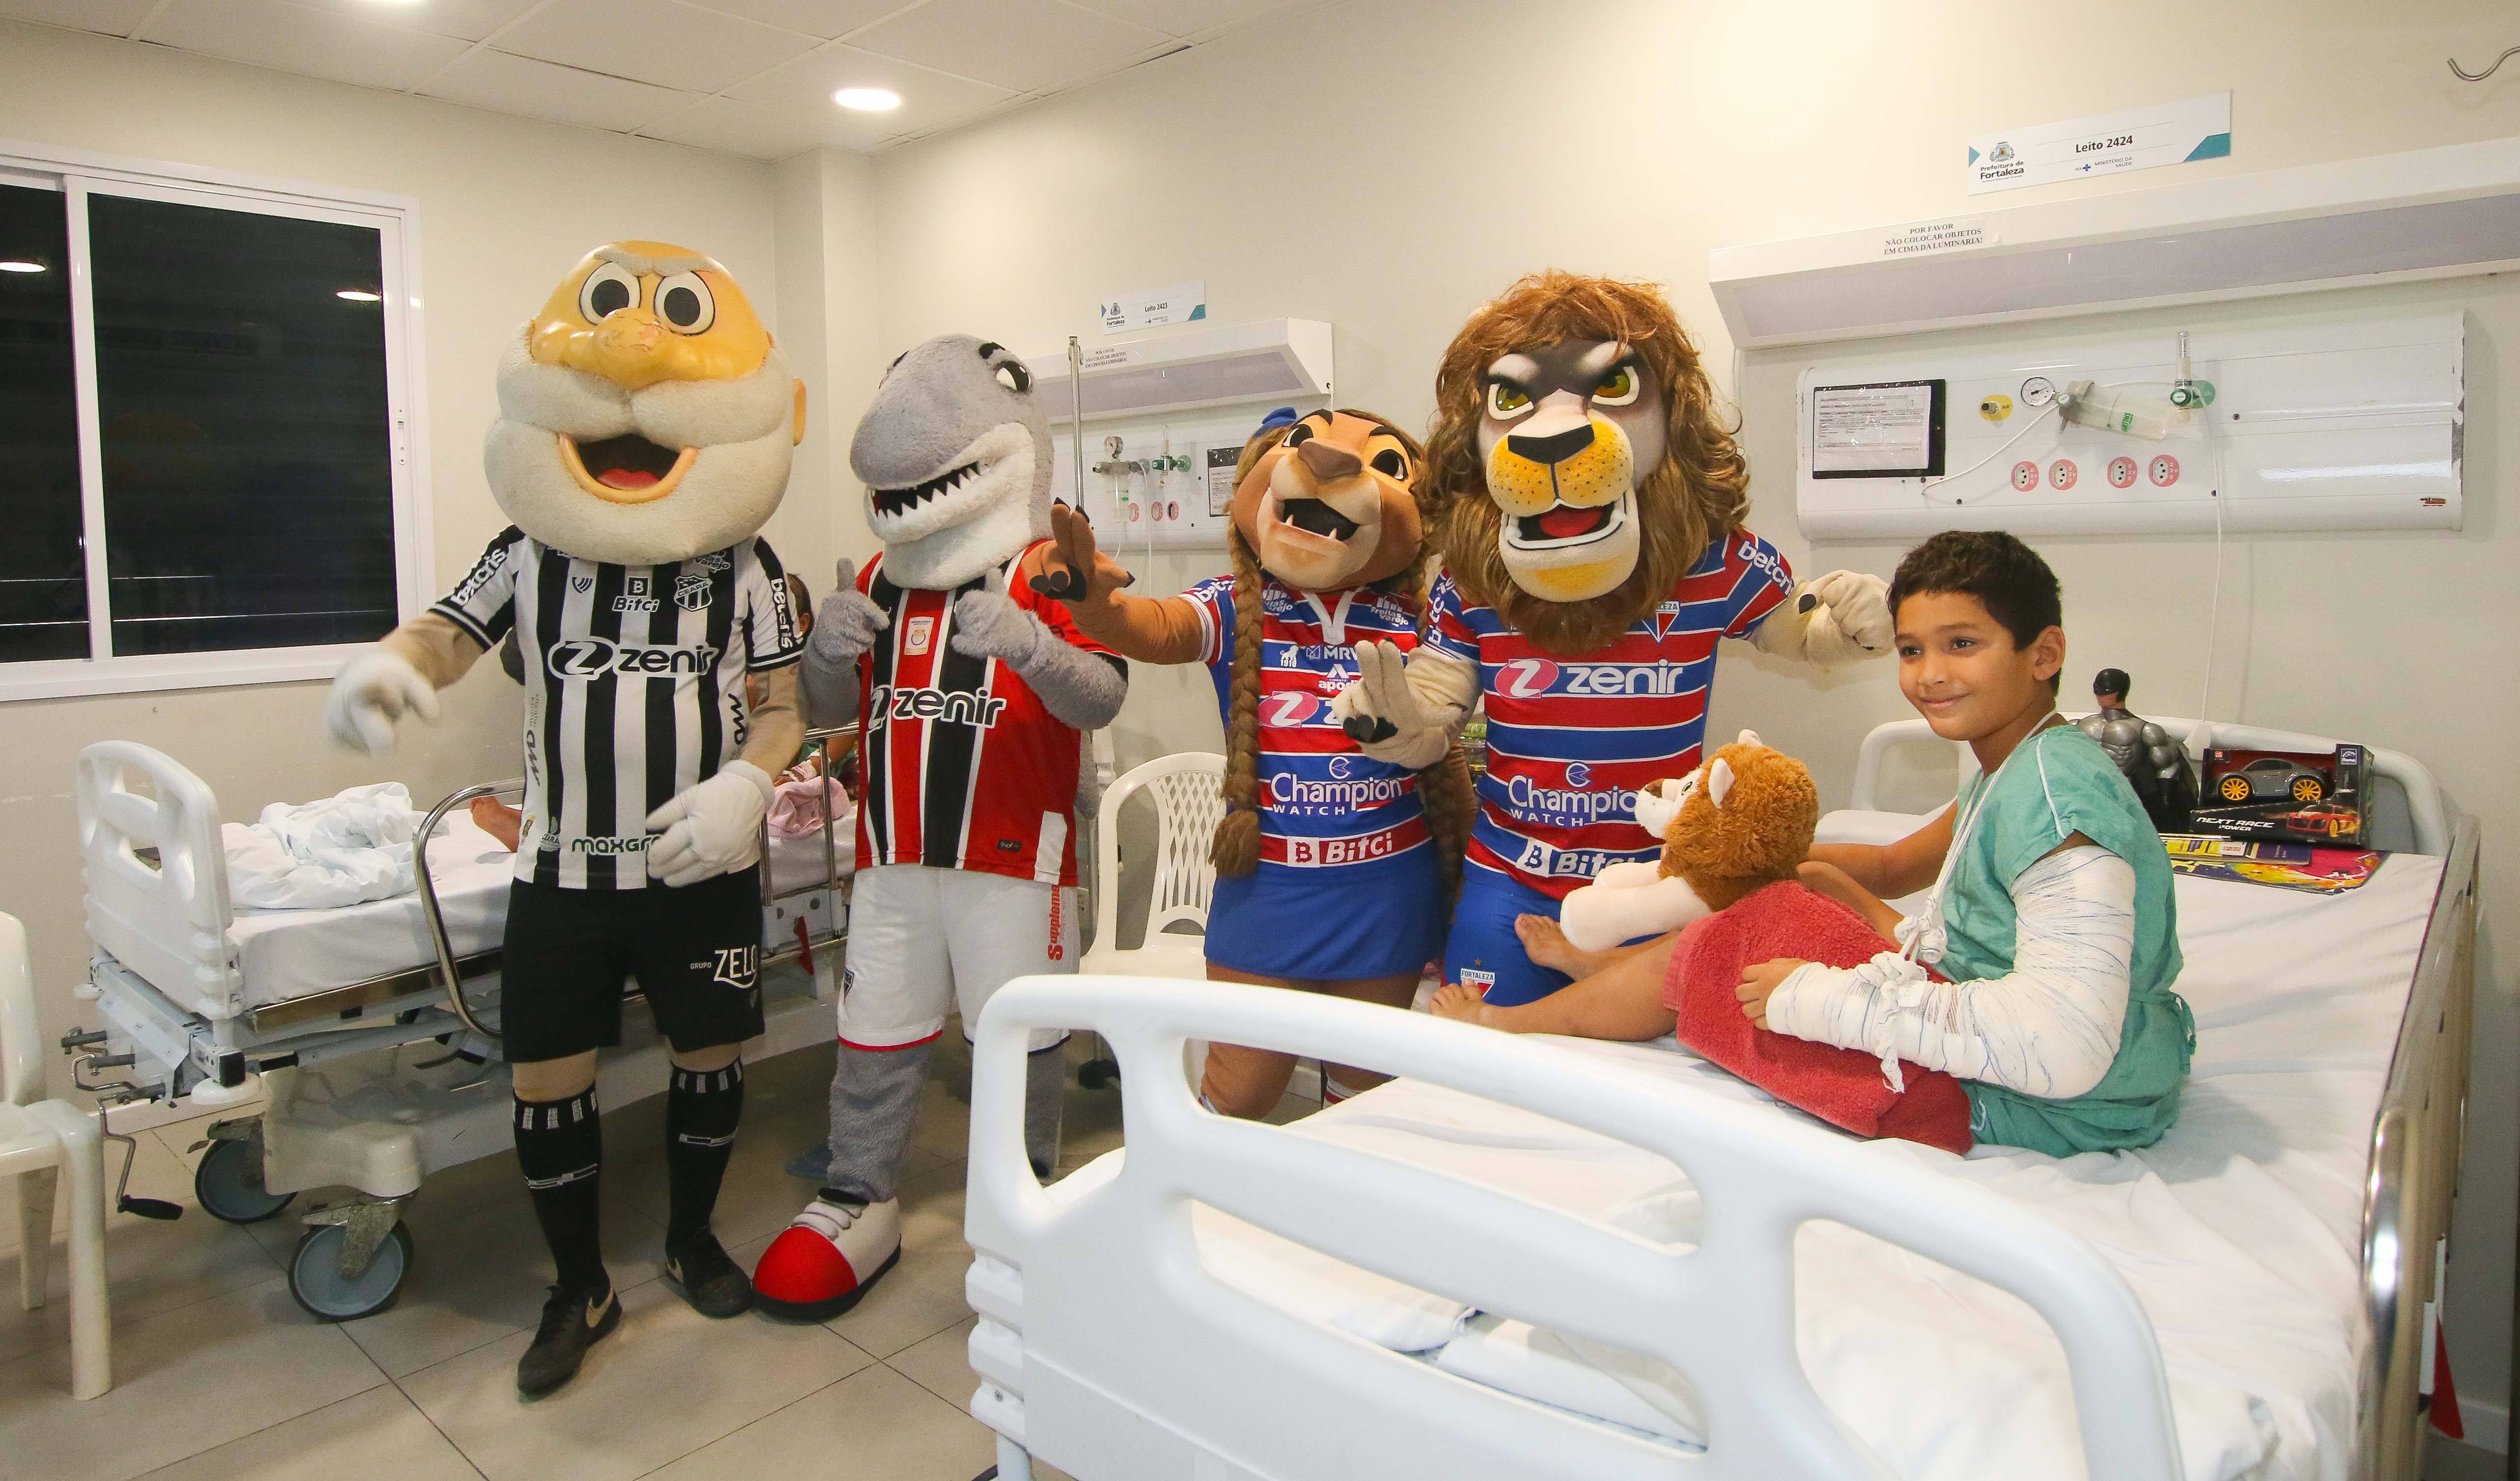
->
<box><xmin>517</xmin><ymin>1281</ymin><xmax>620</xmax><ymax>1397</ymax></box>
<box><xmin>665</xmin><ymin>1228</ymin><xmax>754</xmax><ymax>1319</ymax></box>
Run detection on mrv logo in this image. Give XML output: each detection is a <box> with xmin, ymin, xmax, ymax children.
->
<box><xmin>1493</xmin><ymin>657</ymin><xmax>1701</xmax><ymax>699</ymax></box>
<box><xmin>871</xmin><ymin>684</ymin><xmax>1008</xmax><ymax>727</ymax></box>
<box><xmin>548</xmin><ymin>638</ymin><xmax>722</xmax><ymax>677</ymax></box>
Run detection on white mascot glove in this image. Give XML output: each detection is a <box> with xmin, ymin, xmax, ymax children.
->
<box><xmin>644</xmin><ymin>759</ymin><xmax>774</xmax><ymax>888</ymax></box>
<box><xmin>1330</xmin><ymin>639</ymin><xmax>1460</xmax><ymax>769</ymax></box>
<box><xmin>325</xmin><ymin>647</ymin><xmax>440</xmax><ymax>756</ymax></box>
<box><xmin>1752</xmin><ymin>570</ymin><xmax>1893</xmax><ymax>670</ymax></box>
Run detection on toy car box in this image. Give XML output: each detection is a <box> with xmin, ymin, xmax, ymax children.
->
<box><xmin>2188</xmin><ymin>743</ymin><xmax>2369</xmax><ymax>846</ymax></box>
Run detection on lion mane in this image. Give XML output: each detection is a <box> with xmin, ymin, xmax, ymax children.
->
<box><xmin>1425</xmin><ymin>270</ymin><xmax>1751</xmax><ymax>657</ymax></box>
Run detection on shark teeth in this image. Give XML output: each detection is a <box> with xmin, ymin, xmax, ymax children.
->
<box><xmin>870</xmin><ymin>459</ymin><xmax>990</xmax><ymax>517</ymax></box>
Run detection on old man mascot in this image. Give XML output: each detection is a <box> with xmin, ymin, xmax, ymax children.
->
<box><xmin>325</xmin><ymin>243</ymin><xmax>808</xmax><ymax>1394</ymax></box>
<box><xmin>1336</xmin><ymin>270</ymin><xmax>1893</xmax><ymax>1005</ymax></box>
<box><xmin>749</xmin><ymin>336</ymin><xmax>1126</xmax><ymax>1320</ymax></box>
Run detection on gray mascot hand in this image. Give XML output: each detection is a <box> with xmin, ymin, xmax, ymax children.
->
<box><xmin>949</xmin><ymin>570</ymin><xmax>1050</xmax><ymax>668</ymax></box>
<box><xmin>808</xmin><ymin>557</ymin><xmax>890</xmax><ymax>669</ymax></box>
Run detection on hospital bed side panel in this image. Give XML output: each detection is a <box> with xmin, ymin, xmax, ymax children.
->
<box><xmin>83</xmin><ymin>870</ymin><xmax>238</xmax><ymax>1022</ymax></box>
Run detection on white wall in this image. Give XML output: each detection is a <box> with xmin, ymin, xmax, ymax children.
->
<box><xmin>853</xmin><ymin>0</ymin><xmax>2520</xmax><ymax>1444</ymax></box>
<box><xmin>0</xmin><ymin>21</ymin><xmax>795</xmax><ymax>1081</ymax></box>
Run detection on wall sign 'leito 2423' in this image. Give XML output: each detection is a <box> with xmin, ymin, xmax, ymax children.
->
<box><xmin>1794</xmin><ymin>312</ymin><xmax>2463</xmax><ymax>538</ymax></box>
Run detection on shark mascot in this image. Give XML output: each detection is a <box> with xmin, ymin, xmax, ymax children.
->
<box><xmin>751</xmin><ymin>336</ymin><xmax>1126</xmax><ymax>1319</ymax></box>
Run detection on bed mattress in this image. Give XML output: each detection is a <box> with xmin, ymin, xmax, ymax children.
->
<box><xmin>223</xmin><ymin>817</ymin><xmax>854</xmax><ymax>1012</ymax></box>
<box><xmin>1179</xmin><ymin>810</ymin><xmax>2448</xmax><ymax>1481</ymax></box>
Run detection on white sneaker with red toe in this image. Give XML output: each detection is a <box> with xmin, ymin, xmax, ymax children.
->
<box><xmin>751</xmin><ymin>1195</ymin><xmax>900</xmax><ymax>1321</ymax></box>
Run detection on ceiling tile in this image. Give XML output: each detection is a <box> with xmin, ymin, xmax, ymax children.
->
<box><xmin>138</xmin><ymin>0</ymin><xmax>472</xmax><ymax>91</ymax></box>
<box><xmin>848</xmin><ymin>0</ymin><xmax>1165</xmax><ymax>92</ymax></box>
<box><xmin>672</xmin><ymin>0</ymin><xmax>902</xmax><ymax>39</ymax></box>
<box><xmin>0</xmin><ymin>0</ymin><xmax>157</xmax><ymax>35</ymax></box>
<box><xmin>727</xmin><ymin>43</ymin><xmax>1010</xmax><ymax>135</ymax></box>
<box><xmin>420</xmin><ymin>48</ymin><xmax>692</xmax><ymax>132</ymax></box>
<box><xmin>637</xmin><ymin>93</ymin><xmax>890</xmax><ymax>158</ymax></box>
<box><xmin>492</xmin><ymin>0</ymin><xmax>818</xmax><ymax>93</ymax></box>
<box><xmin>1057</xmin><ymin>0</ymin><xmax>1286</xmax><ymax>38</ymax></box>
<box><xmin>281</xmin><ymin>0</ymin><xmax>543</xmax><ymax>43</ymax></box>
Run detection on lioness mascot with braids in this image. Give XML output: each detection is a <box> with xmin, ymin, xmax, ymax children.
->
<box><xmin>1035</xmin><ymin>406</ymin><xmax>1471</xmax><ymax>1115</ymax></box>
<box><xmin>1336</xmin><ymin>272</ymin><xmax>1894</xmax><ymax>1007</ymax></box>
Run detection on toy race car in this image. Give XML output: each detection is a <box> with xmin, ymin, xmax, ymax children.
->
<box><xmin>2216</xmin><ymin>756</ymin><xmax>2329</xmax><ymax>804</ymax></box>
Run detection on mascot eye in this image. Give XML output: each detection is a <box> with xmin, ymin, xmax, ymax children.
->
<box><xmin>995</xmin><ymin>362</ymin><xmax>1031</xmax><ymax>393</ymax></box>
<box><xmin>1370</xmin><ymin>449</ymin><xmax>1407</xmax><ymax>479</ymax></box>
<box><xmin>1285</xmin><ymin>421</ymin><xmax>1316</xmax><ymax>447</ymax></box>
<box><xmin>654</xmin><ymin>272</ymin><xmax>715</xmax><ymax>334</ymax></box>
<box><xmin>1592</xmin><ymin>365</ymin><xmax>1640</xmax><ymax>406</ymax></box>
<box><xmin>1486</xmin><ymin>382</ymin><xmax>1533</xmax><ymax>419</ymax></box>
<box><xmin>578</xmin><ymin>263</ymin><xmax>640</xmax><ymax>322</ymax></box>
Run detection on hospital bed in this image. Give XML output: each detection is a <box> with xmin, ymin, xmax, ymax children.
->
<box><xmin>64</xmin><ymin>730</ymin><xmax>858</xmax><ymax>1320</ymax></box>
<box><xmin>959</xmin><ymin>719</ymin><xmax>2474</xmax><ymax>1481</ymax></box>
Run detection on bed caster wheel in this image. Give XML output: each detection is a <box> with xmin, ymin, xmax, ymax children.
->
<box><xmin>289</xmin><ymin>1220</ymin><xmax>413</xmax><ymax>1322</ymax></box>
<box><xmin>1077</xmin><ymin>1057</ymin><xmax>1119</xmax><ymax>1089</ymax></box>
<box><xmin>194</xmin><ymin>1134</ymin><xmax>294</xmax><ymax>1224</ymax></box>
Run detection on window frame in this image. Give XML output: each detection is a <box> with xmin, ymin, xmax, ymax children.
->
<box><xmin>0</xmin><ymin>138</ymin><xmax>432</xmax><ymax>702</ymax></box>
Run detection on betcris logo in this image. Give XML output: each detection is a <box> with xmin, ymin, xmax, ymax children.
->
<box><xmin>548</xmin><ymin>637</ymin><xmax>722</xmax><ymax>678</ymax></box>
<box><xmin>1493</xmin><ymin>656</ymin><xmax>1697</xmax><ymax>698</ymax></box>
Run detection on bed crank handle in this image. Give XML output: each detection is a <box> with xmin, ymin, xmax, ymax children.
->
<box><xmin>415</xmin><ymin>780</ymin><xmax>524</xmax><ymax>1043</ymax></box>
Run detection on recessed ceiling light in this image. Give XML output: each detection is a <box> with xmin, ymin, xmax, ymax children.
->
<box><xmin>833</xmin><ymin>88</ymin><xmax>901</xmax><ymax>112</ymax></box>
<box><xmin>0</xmin><ymin>260</ymin><xmax>45</xmax><ymax>273</ymax></box>
<box><xmin>336</xmin><ymin>289</ymin><xmax>383</xmax><ymax>302</ymax></box>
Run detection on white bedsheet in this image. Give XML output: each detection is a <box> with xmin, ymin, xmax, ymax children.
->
<box><xmin>223</xmin><ymin>818</ymin><xmax>855</xmax><ymax>1011</ymax></box>
<box><xmin>1181</xmin><ymin>810</ymin><xmax>2445</xmax><ymax>1481</ymax></box>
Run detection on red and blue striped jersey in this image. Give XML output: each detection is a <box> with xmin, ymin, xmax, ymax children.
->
<box><xmin>1185</xmin><ymin>575</ymin><xmax>1431</xmax><ymax>867</ymax></box>
<box><xmin>1423</xmin><ymin>530</ymin><xmax>1795</xmax><ymax>898</ymax></box>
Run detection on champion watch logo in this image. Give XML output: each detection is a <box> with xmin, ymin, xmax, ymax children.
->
<box><xmin>1495</xmin><ymin>657</ymin><xmax>1562</xmax><ymax>698</ymax></box>
<box><xmin>1565</xmin><ymin>761</ymin><xmax>1593</xmax><ymax>787</ymax></box>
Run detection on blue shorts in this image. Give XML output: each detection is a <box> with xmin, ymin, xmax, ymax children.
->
<box><xmin>1443</xmin><ymin>864</ymin><xmax>1573</xmax><ymax>1006</ymax></box>
<box><xmin>1204</xmin><ymin>844</ymin><xmax>1447</xmax><ymax>982</ymax></box>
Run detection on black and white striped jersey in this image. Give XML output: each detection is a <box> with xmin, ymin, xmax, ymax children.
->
<box><xmin>431</xmin><ymin>527</ymin><xmax>804</xmax><ymax>890</ymax></box>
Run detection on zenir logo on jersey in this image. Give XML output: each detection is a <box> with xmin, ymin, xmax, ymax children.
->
<box><xmin>869</xmin><ymin>683</ymin><xmax>1007</xmax><ymax>727</ymax></box>
<box><xmin>548</xmin><ymin>637</ymin><xmax>724</xmax><ymax>677</ymax></box>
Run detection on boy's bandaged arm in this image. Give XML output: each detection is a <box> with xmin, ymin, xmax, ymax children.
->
<box><xmin>1764</xmin><ymin>845</ymin><xmax>2137</xmax><ymax>1100</ymax></box>
<box><xmin>1328</xmin><ymin>640</ymin><xmax>1473</xmax><ymax>770</ymax></box>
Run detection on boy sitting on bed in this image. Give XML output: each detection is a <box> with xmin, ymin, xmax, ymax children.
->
<box><xmin>1432</xmin><ymin>530</ymin><xmax>2195</xmax><ymax>1156</ymax></box>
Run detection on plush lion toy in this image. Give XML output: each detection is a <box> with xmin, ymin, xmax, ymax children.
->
<box><xmin>1030</xmin><ymin>406</ymin><xmax>1473</xmax><ymax>1118</ymax></box>
<box><xmin>1333</xmin><ymin>271</ymin><xmax>1894</xmax><ymax>1008</ymax></box>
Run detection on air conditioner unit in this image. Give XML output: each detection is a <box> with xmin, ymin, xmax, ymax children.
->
<box><xmin>1024</xmin><ymin>318</ymin><xmax>1332</xmax><ymax>423</ymax></box>
<box><xmin>1709</xmin><ymin>135</ymin><xmax>2520</xmax><ymax>349</ymax></box>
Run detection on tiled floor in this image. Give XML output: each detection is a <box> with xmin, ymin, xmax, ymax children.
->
<box><xmin>0</xmin><ymin>1029</ymin><xmax>1168</xmax><ymax>1481</ymax></box>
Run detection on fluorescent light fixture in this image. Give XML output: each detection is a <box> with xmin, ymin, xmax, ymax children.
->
<box><xmin>336</xmin><ymin>289</ymin><xmax>383</xmax><ymax>302</ymax></box>
<box><xmin>0</xmin><ymin>260</ymin><xmax>45</xmax><ymax>272</ymax></box>
<box><xmin>1710</xmin><ymin>136</ymin><xmax>2520</xmax><ymax>348</ymax></box>
<box><xmin>1023</xmin><ymin>319</ymin><xmax>1333</xmax><ymax>423</ymax></box>
<box><xmin>832</xmin><ymin>88</ymin><xmax>900</xmax><ymax>112</ymax></box>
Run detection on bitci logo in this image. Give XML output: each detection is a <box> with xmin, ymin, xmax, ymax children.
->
<box><xmin>1495</xmin><ymin>658</ymin><xmax>1562</xmax><ymax>698</ymax></box>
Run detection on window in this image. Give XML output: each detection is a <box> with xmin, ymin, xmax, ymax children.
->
<box><xmin>0</xmin><ymin>146</ymin><xmax>424</xmax><ymax>700</ymax></box>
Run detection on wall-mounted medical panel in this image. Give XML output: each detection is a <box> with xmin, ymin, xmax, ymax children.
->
<box><xmin>1047</xmin><ymin>403</ymin><xmax>1307</xmax><ymax>554</ymax></box>
<box><xmin>1792</xmin><ymin>312</ymin><xmax>2462</xmax><ymax>539</ymax></box>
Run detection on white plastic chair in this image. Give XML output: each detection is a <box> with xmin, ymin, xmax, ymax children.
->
<box><xmin>0</xmin><ymin>912</ymin><xmax>110</xmax><ymax>1398</ymax></box>
<box><xmin>1083</xmin><ymin>753</ymin><xmax>1228</xmax><ymax>983</ymax></box>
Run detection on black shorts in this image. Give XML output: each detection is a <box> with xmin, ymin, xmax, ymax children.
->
<box><xmin>498</xmin><ymin>867</ymin><xmax>766</xmax><ymax>1062</ymax></box>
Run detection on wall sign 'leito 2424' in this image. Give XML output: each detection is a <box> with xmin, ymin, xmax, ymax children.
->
<box><xmin>1794</xmin><ymin>312</ymin><xmax>2463</xmax><ymax>538</ymax></box>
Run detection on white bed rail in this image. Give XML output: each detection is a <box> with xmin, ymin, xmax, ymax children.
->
<box><xmin>75</xmin><ymin>742</ymin><xmax>236</xmax><ymax>1021</ymax></box>
<box><xmin>1847</xmin><ymin>716</ymin><xmax>2450</xmax><ymax>855</ymax></box>
<box><xmin>966</xmin><ymin>977</ymin><xmax>2180</xmax><ymax>1481</ymax></box>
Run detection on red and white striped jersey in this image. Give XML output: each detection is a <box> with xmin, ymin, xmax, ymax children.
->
<box><xmin>853</xmin><ymin>542</ymin><xmax>1114</xmax><ymax>887</ymax></box>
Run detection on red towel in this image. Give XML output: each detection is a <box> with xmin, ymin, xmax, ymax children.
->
<box><xmin>1661</xmin><ymin>879</ymin><xmax>1973</xmax><ymax>1155</ymax></box>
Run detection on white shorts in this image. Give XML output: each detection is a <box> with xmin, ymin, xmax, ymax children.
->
<box><xmin>837</xmin><ymin>863</ymin><xmax>1074</xmax><ymax>1053</ymax></box>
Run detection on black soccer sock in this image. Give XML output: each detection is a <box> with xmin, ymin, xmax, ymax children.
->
<box><xmin>665</xmin><ymin>1059</ymin><xmax>744</xmax><ymax>1248</ymax></box>
<box><xmin>514</xmin><ymin>1087</ymin><xmax>607</xmax><ymax>1295</ymax></box>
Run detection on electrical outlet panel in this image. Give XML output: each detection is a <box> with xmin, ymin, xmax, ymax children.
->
<box><xmin>1048</xmin><ymin>403</ymin><xmax>1327</xmax><ymax>554</ymax></box>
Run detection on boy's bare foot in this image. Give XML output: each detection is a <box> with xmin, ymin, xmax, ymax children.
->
<box><xmin>470</xmin><ymin>796</ymin><xmax>522</xmax><ymax>852</ymax></box>
<box><xmin>1514</xmin><ymin>913</ymin><xmax>1609</xmax><ymax>978</ymax></box>
<box><xmin>1427</xmin><ymin>982</ymin><xmax>1503</xmax><ymax>1030</ymax></box>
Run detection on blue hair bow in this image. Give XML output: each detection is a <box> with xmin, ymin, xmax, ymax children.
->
<box><xmin>1253</xmin><ymin>405</ymin><xmax>1301</xmax><ymax>436</ymax></box>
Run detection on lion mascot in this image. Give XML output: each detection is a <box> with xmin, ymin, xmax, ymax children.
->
<box><xmin>324</xmin><ymin>242</ymin><xmax>807</xmax><ymax>1394</ymax></box>
<box><xmin>1335</xmin><ymin>271</ymin><xmax>1892</xmax><ymax>1006</ymax></box>
<box><xmin>749</xmin><ymin>335</ymin><xmax>1127</xmax><ymax>1321</ymax></box>
<box><xmin>1029</xmin><ymin>405</ymin><xmax>1474</xmax><ymax>1116</ymax></box>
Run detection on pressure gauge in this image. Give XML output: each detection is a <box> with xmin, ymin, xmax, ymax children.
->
<box><xmin>2019</xmin><ymin>376</ymin><xmax>2059</xmax><ymax>408</ymax></box>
